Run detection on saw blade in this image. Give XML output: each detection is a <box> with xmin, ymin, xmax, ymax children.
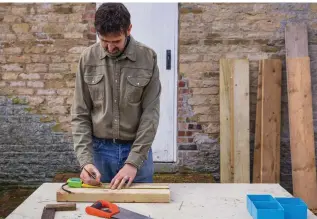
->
<box><xmin>112</xmin><ymin>207</ymin><xmax>152</xmax><ymax>219</ymax></box>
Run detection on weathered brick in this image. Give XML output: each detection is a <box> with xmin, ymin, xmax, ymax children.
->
<box><xmin>198</xmin><ymin>114</ymin><xmax>220</xmax><ymax>122</ymax></box>
<box><xmin>188</xmin><ymin>79</ymin><xmax>219</xmax><ymax>87</ymax></box>
<box><xmin>65</xmin><ymin>23</ymin><xmax>88</xmax><ymax>32</ymax></box>
<box><xmin>70</xmin><ymin>63</ymin><xmax>78</xmax><ymax>73</ymax></box>
<box><xmin>7</xmin><ymin>55</ymin><xmax>31</xmax><ymax>63</ymax></box>
<box><xmin>36</xmin><ymin>4</ymin><xmax>54</xmax><ymax>14</ymax></box>
<box><xmin>66</xmin><ymin>80</ymin><xmax>75</xmax><ymax>88</ymax></box>
<box><xmin>11</xmin><ymin>7</ymin><xmax>28</xmax><ymax>15</ymax></box>
<box><xmin>30</xmin><ymin>24</ymin><xmax>44</xmax><ymax>32</ymax></box>
<box><xmin>10</xmin><ymin>81</ymin><xmax>26</xmax><ymax>87</ymax></box>
<box><xmin>24</xmin><ymin>15</ymin><xmax>48</xmax><ymax>23</ymax></box>
<box><xmin>12</xmin><ymin>23</ymin><xmax>30</xmax><ymax>33</ymax></box>
<box><xmin>26</xmin><ymin>96</ymin><xmax>45</xmax><ymax>106</ymax></box>
<box><xmin>66</xmin><ymin>96</ymin><xmax>73</xmax><ymax>105</ymax></box>
<box><xmin>3</xmin><ymin>15</ymin><xmax>23</xmax><ymax>23</ymax></box>
<box><xmin>17</xmin><ymin>34</ymin><xmax>35</xmax><ymax>41</ymax></box>
<box><xmin>43</xmin><ymin>73</ymin><xmax>64</xmax><ymax>80</ymax></box>
<box><xmin>46</xmin><ymin>96</ymin><xmax>65</xmax><ymax>106</ymax></box>
<box><xmin>65</xmin><ymin>54</ymin><xmax>80</xmax><ymax>63</ymax></box>
<box><xmin>19</xmin><ymin>73</ymin><xmax>41</xmax><ymax>80</ymax></box>
<box><xmin>64</xmin><ymin>32</ymin><xmax>83</xmax><ymax>39</ymax></box>
<box><xmin>30</xmin><ymin>55</ymin><xmax>51</xmax><ymax>63</ymax></box>
<box><xmin>0</xmin><ymin>56</ymin><xmax>6</xmax><ymax>64</ymax></box>
<box><xmin>50</xmin><ymin>55</ymin><xmax>65</xmax><ymax>63</ymax></box>
<box><xmin>1</xmin><ymin>64</ymin><xmax>24</xmax><ymax>72</ymax></box>
<box><xmin>51</xmin><ymin>106</ymin><xmax>69</xmax><ymax>115</ymax></box>
<box><xmin>46</xmin><ymin>46</ymin><xmax>67</xmax><ymax>54</ymax></box>
<box><xmin>49</xmin><ymin>63</ymin><xmax>69</xmax><ymax>72</ymax></box>
<box><xmin>188</xmin><ymin>95</ymin><xmax>219</xmax><ymax>105</ymax></box>
<box><xmin>202</xmin><ymin>123</ymin><xmax>220</xmax><ymax>134</ymax></box>
<box><xmin>37</xmin><ymin>89</ymin><xmax>56</xmax><ymax>95</ymax></box>
<box><xmin>26</xmin><ymin>64</ymin><xmax>48</xmax><ymax>73</ymax></box>
<box><xmin>0</xmin><ymin>81</ymin><xmax>6</xmax><ymax>87</ymax></box>
<box><xmin>0</xmin><ymin>34</ymin><xmax>17</xmax><ymax>41</ymax></box>
<box><xmin>15</xmin><ymin>88</ymin><xmax>34</xmax><ymax>95</ymax></box>
<box><xmin>179</xmin><ymin>62</ymin><xmax>213</xmax><ymax>75</ymax></box>
<box><xmin>69</xmin><ymin>14</ymin><xmax>83</xmax><ymax>22</ymax></box>
<box><xmin>0</xmin><ymin>24</ymin><xmax>11</xmax><ymax>33</ymax></box>
<box><xmin>3</xmin><ymin>47</ymin><xmax>22</xmax><ymax>55</ymax></box>
<box><xmin>192</xmin><ymin>87</ymin><xmax>219</xmax><ymax>95</ymax></box>
<box><xmin>2</xmin><ymin>72</ymin><xmax>18</xmax><ymax>80</ymax></box>
<box><xmin>43</xmin><ymin>24</ymin><xmax>64</xmax><ymax>34</ymax></box>
<box><xmin>27</xmin><ymin>81</ymin><xmax>45</xmax><ymax>88</ymax></box>
<box><xmin>57</xmin><ymin>88</ymin><xmax>73</xmax><ymax>96</ymax></box>
<box><xmin>48</xmin><ymin>14</ymin><xmax>69</xmax><ymax>22</ymax></box>
<box><xmin>25</xmin><ymin>46</ymin><xmax>46</xmax><ymax>54</ymax></box>
<box><xmin>45</xmin><ymin>80</ymin><xmax>66</xmax><ymax>89</ymax></box>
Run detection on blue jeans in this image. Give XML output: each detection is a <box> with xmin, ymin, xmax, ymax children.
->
<box><xmin>92</xmin><ymin>136</ymin><xmax>154</xmax><ymax>183</ymax></box>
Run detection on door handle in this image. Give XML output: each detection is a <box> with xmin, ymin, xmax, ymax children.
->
<box><xmin>166</xmin><ymin>50</ymin><xmax>171</xmax><ymax>70</ymax></box>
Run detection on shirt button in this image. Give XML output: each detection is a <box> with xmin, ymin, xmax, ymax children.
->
<box><xmin>92</xmin><ymin>81</ymin><xmax>95</xmax><ymax>83</ymax></box>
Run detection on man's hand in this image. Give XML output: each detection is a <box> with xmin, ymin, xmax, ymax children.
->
<box><xmin>109</xmin><ymin>163</ymin><xmax>137</xmax><ymax>190</ymax></box>
<box><xmin>80</xmin><ymin>163</ymin><xmax>102</xmax><ymax>186</ymax></box>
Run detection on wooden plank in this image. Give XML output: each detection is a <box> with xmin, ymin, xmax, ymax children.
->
<box><xmin>286</xmin><ymin>57</ymin><xmax>317</xmax><ymax>209</ymax></box>
<box><xmin>232</xmin><ymin>59</ymin><xmax>250</xmax><ymax>183</ymax></box>
<box><xmin>220</xmin><ymin>59</ymin><xmax>234</xmax><ymax>183</ymax></box>
<box><xmin>252</xmin><ymin>62</ymin><xmax>263</xmax><ymax>183</ymax></box>
<box><xmin>285</xmin><ymin>23</ymin><xmax>308</xmax><ymax>58</ymax></box>
<box><xmin>100</xmin><ymin>183</ymin><xmax>169</xmax><ymax>189</ymax></box>
<box><xmin>260</xmin><ymin>59</ymin><xmax>282</xmax><ymax>183</ymax></box>
<box><xmin>56</xmin><ymin>185</ymin><xmax>170</xmax><ymax>203</ymax></box>
<box><xmin>285</xmin><ymin>22</ymin><xmax>317</xmax><ymax>209</ymax></box>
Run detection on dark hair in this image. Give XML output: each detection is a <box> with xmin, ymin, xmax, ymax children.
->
<box><xmin>94</xmin><ymin>3</ymin><xmax>131</xmax><ymax>36</ymax></box>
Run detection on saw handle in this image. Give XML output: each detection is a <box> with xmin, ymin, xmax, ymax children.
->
<box><xmin>85</xmin><ymin>200</ymin><xmax>120</xmax><ymax>218</ymax></box>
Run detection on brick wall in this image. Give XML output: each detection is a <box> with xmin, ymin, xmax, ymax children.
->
<box><xmin>1</xmin><ymin>3</ymin><xmax>317</xmax><ymax>193</ymax></box>
<box><xmin>0</xmin><ymin>3</ymin><xmax>96</xmax><ymax>184</ymax></box>
<box><xmin>177</xmin><ymin>3</ymin><xmax>317</xmax><ymax>192</ymax></box>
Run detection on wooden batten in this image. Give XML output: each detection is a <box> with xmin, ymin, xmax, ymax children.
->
<box><xmin>220</xmin><ymin>59</ymin><xmax>250</xmax><ymax>183</ymax></box>
<box><xmin>285</xmin><ymin>23</ymin><xmax>317</xmax><ymax>209</ymax></box>
<box><xmin>56</xmin><ymin>183</ymin><xmax>171</xmax><ymax>203</ymax></box>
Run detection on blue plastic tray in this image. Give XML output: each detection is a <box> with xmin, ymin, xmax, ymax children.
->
<box><xmin>275</xmin><ymin>197</ymin><xmax>307</xmax><ymax>219</ymax></box>
<box><xmin>247</xmin><ymin>194</ymin><xmax>275</xmax><ymax>216</ymax></box>
<box><xmin>252</xmin><ymin>201</ymin><xmax>284</xmax><ymax>219</ymax></box>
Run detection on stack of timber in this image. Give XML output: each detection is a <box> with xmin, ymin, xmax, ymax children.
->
<box><xmin>56</xmin><ymin>183</ymin><xmax>171</xmax><ymax>203</ymax></box>
<box><xmin>220</xmin><ymin>59</ymin><xmax>250</xmax><ymax>183</ymax></box>
<box><xmin>284</xmin><ymin>23</ymin><xmax>317</xmax><ymax>209</ymax></box>
<box><xmin>252</xmin><ymin>59</ymin><xmax>282</xmax><ymax>184</ymax></box>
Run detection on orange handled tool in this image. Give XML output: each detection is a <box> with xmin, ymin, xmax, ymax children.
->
<box><xmin>85</xmin><ymin>200</ymin><xmax>151</xmax><ymax>218</ymax></box>
<box><xmin>85</xmin><ymin>200</ymin><xmax>119</xmax><ymax>218</ymax></box>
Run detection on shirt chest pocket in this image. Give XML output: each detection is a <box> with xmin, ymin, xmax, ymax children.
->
<box><xmin>126</xmin><ymin>75</ymin><xmax>151</xmax><ymax>103</ymax></box>
<box><xmin>84</xmin><ymin>74</ymin><xmax>105</xmax><ymax>101</ymax></box>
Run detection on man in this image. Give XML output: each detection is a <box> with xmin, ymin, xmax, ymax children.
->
<box><xmin>71</xmin><ymin>3</ymin><xmax>161</xmax><ymax>190</ymax></box>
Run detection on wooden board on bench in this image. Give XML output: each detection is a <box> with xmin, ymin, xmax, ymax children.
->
<box><xmin>56</xmin><ymin>183</ymin><xmax>171</xmax><ymax>203</ymax></box>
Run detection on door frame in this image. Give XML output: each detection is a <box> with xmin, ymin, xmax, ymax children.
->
<box><xmin>95</xmin><ymin>3</ymin><xmax>179</xmax><ymax>163</ymax></box>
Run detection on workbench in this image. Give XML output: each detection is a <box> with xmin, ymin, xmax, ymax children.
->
<box><xmin>5</xmin><ymin>183</ymin><xmax>317</xmax><ymax>219</ymax></box>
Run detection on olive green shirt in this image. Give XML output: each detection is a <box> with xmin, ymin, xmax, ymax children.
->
<box><xmin>71</xmin><ymin>36</ymin><xmax>161</xmax><ymax>170</ymax></box>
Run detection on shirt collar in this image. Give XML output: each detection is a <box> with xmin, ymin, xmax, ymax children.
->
<box><xmin>99</xmin><ymin>35</ymin><xmax>137</xmax><ymax>62</ymax></box>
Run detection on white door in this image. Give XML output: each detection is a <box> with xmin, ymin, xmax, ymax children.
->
<box><xmin>96</xmin><ymin>3</ymin><xmax>178</xmax><ymax>162</ymax></box>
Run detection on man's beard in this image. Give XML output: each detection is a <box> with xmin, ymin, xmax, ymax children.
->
<box><xmin>105</xmin><ymin>47</ymin><xmax>122</xmax><ymax>57</ymax></box>
<box><xmin>104</xmin><ymin>36</ymin><xmax>129</xmax><ymax>58</ymax></box>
